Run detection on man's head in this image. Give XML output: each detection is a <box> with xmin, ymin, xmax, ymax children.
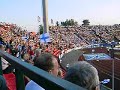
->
<box><xmin>65</xmin><ymin>61</ymin><xmax>100</xmax><ymax>90</ymax></box>
<box><xmin>23</xmin><ymin>53</ymin><xmax>30</xmax><ymax>62</ymax></box>
<box><xmin>0</xmin><ymin>44</ymin><xmax>5</xmax><ymax>51</ymax></box>
<box><xmin>35</xmin><ymin>49</ymin><xmax>41</xmax><ymax>57</ymax></box>
<box><xmin>34</xmin><ymin>53</ymin><xmax>59</xmax><ymax>76</ymax></box>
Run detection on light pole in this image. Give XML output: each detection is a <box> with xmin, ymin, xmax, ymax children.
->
<box><xmin>42</xmin><ymin>0</ymin><xmax>49</xmax><ymax>33</ymax></box>
<box><xmin>110</xmin><ymin>42</ymin><xmax>115</xmax><ymax>90</ymax></box>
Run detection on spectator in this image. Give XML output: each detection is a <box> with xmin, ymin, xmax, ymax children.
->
<box><xmin>33</xmin><ymin>49</ymin><xmax>41</xmax><ymax>63</ymax></box>
<box><xmin>25</xmin><ymin>53</ymin><xmax>60</xmax><ymax>90</ymax></box>
<box><xmin>23</xmin><ymin>53</ymin><xmax>33</xmax><ymax>65</ymax></box>
<box><xmin>0</xmin><ymin>44</ymin><xmax>9</xmax><ymax>72</ymax></box>
<box><xmin>0</xmin><ymin>75</ymin><xmax>7</xmax><ymax>90</ymax></box>
<box><xmin>64</xmin><ymin>61</ymin><xmax>100</xmax><ymax>90</ymax></box>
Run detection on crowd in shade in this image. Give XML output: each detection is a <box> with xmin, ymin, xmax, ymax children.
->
<box><xmin>0</xmin><ymin>22</ymin><xmax>120</xmax><ymax>60</ymax></box>
<box><xmin>0</xmin><ymin>22</ymin><xmax>120</xmax><ymax>90</ymax></box>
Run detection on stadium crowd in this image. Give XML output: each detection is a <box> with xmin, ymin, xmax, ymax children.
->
<box><xmin>50</xmin><ymin>24</ymin><xmax>120</xmax><ymax>45</ymax></box>
<box><xmin>0</xmin><ymin>22</ymin><xmax>120</xmax><ymax>66</ymax></box>
<box><xmin>0</xmin><ymin>22</ymin><xmax>120</xmax><ymax>90</ymax></box>
<box><xmin>1</xmin><ymin>23</ymin><xmax>120</xmax><ymax>59</ymax></box>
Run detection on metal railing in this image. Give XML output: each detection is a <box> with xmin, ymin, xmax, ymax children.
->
<box><xmin>0</xmin><ymin>50</ymin><xmax>85</xmax><ymax>90</ymax></box>
<box><xmin>100</xmin><ymin>84</ymin><xmax>112</xmax><ymax>90</ymax></box>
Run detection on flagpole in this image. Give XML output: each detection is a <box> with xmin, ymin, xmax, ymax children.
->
<box><xmin>42</xmin><ymin>0</ymin><xmax>49</xmax><ymax>34</ymax></box>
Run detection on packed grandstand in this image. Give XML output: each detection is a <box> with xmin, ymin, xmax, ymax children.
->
<box><xmin>0</xmin><ymin>22</ymin><xmax>120</xmax><ymax>90</ymax></box>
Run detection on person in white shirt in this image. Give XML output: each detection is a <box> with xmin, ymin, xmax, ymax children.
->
<box><xmin>0</xmin><ymin>44</ymin><xmax>9</xmax><ymax>71</ymax></box>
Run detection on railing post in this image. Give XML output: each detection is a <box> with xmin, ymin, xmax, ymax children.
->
<box><xmin>0</xmin><ymin>56</ymin><xmax>3</xmax><ymax>75</ymax></box>
<box><xmin>15</xmin><ymin>48</ymin><xmax>25</xmax><ymax>90</ymax></box>
<box><xmin>15</xmin><ymin>69</ymin><xmax>25</xmax><ymax>90</ymax></box>
<box><xmin>110</xmin><ymin>44</ymin><xmax>115</xmax><ymax>90</ymax></box>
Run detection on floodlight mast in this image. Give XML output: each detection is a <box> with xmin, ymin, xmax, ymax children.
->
<box><xmin>42</xmin><ymin>0</ymin><xmax>49</xmax><ymax>33</ymax></box>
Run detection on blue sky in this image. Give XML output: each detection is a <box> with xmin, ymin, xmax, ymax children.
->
<box><xmin>0</xmin><ymin>0</ymin><xmax>120</xmax><ymax>32</ymax></box>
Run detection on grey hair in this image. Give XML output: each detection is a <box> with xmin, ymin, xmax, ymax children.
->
<box><xmin>65</xmin><ymin>61</ymin><xmax>99</xmax><ymax>90</ymax></box>
<box><xmin>35</xmin><ymin>49</ymin><xmax>41</xmax><ymax>54</ymax></box>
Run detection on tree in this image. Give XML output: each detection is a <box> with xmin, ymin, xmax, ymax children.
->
<box><xmin>74</xmin><ymin>21</ymin><xmax>78</xmax><ymax>26</ymax></box>
<box><xmin>61</xmin><ymin>22</ymin><xmax>63</xmax><ymax>26</ymax></box>
<box><xmin>82</xmin><ymin>19</ymin><xmax>90</xmax><ymax>26</ymax></box>
<box><xmin>61</xmin><ymin>19</ymin><xmax>78</xmax><ymax>26</ymax></box>
<box><xmin>70</xmin><ymin>19</ymin><xmax>74</xmax><ymax>26</ymax></box>
<box><xmin>61</xmin><ymin>21</ymin><xmax>67</xmax><ymax>27</ymax></box>
<box><xmin>56</xmin><ymin>21</ymin><xmax>59</xmax><ymax>26</ymax></box>
<box><xmin>66</xmin><ymin>19</ymin><xmax>70</xmax><ymax>26</ymax></box>
<box><xmin>39</xmin><ymin>25</ymin><xmax>43</xmax><ymax>34</ymax></box>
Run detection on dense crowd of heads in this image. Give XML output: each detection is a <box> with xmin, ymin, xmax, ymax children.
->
<box><xmin>1</xmin><ymin>22</ymin><xmax>120</xmax><ymax>90</ymax></box>
<box><xmin>0</xmin><ymin>23</ymin><xmax>120</xmax><ymax>62</ymax></box>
